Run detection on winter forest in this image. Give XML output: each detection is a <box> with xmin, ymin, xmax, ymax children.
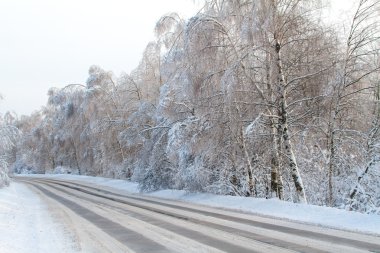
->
<box><xmin>1</xmin><ymin>0</ymin><xmax>380</xmax><ymax>213</ymax></box>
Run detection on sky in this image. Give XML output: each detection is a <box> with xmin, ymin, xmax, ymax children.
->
<box><xmin>0</xmin><ymin>0</ymin><xmax>202</xmax><ymax>116</ymax></box>
<box><xmin>0</xmin><ymin>0</ymin><xmax>355</xmax><ymax>116</ymax></box>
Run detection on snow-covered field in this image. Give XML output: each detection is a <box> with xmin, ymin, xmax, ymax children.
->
<box><xmin>18</xmin><ymin>174</ymin><xmax>380</xmax><ymax>236</ymax></box>
<box><xmin>0</xmin><ymin>181</ymin><xmax>78</xmax><ymax>253</ymax></box>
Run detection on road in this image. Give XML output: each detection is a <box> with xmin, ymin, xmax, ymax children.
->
<box><xmin>16</xmin><ymin>177</ymin><xmax>380</xmax><ymax>253</ymax></box>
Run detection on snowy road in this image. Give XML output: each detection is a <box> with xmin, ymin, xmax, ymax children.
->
<box><xmin>11</xmin><ymin>177</ymin><xmax>380</xmax><ymax>253</ymax></box>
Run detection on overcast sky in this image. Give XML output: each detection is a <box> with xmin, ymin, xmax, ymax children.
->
<box><xmin>0</xmin><ymin>0</ymin><xmax>201</xmax><ymax>116</ymax></box>
<box><xmin>0</xmin><ymin>0</ymin><xmax>354</xmax><ymax>116</ymax></box>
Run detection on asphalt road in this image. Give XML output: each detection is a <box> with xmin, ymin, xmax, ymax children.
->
<box><xmin>16</xmin><ymin>177</ymin><xmax>380</xmax><ymax>253</ymax></box>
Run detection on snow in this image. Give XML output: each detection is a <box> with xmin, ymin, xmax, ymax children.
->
<box><xmin>20</xmin><ymin>174</ymin><xmax>380</xmax><ymax>236</ymax></box>
<box><xmin>0</xmin><ymin>182</ymin><xmax>78</xmax><ymax>253</ymax></box>
<box><xmin>1</xmin><ymin>173</ymin><xmax>379</xmax><ymax>252</ymax></box>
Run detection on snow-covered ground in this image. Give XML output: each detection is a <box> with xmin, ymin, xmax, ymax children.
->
<box><xmin>1</xmin><ymin>174</ymin><xmax>379</xmax><ymax>253</ymax></box>
<box><xmin>0</xmin><ymin>181</ymin><xmax>78</xmax><ymax>253</ymax></box>
<box><xmin>19</xmin><ymin>174</ymin><xmax>380</xmax><ymax>236</ymax></box>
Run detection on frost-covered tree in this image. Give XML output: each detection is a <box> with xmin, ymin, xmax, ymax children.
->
<box><xmin>0</xmin><ymin>97</ymin><xmax>19</xmax><ymax>187</ymax></box>
<box><xmin>325</xmin><ymin>0</ymin><xmax>380</xmax><ymax>206</ymax></box>
<box><xmin>9</xmin><ymin>0</ymin><xmax>380</xmax><ymax>213</ymax></box>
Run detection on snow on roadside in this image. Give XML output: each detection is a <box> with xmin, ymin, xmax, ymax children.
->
<box><xmin>0</xmin><ymin>182</ymin><xmax>78</xmax><ymax>253</ymax></box>
<box><xmin>21</xmin><ymin>174</ymin><xmax>380</xmax><ymax>236</ymax></box>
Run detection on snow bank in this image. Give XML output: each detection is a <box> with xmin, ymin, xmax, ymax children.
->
<box><xmin>0</xmin><ymin>182</ymin><xmax>78</xmax><ymax>253</ymax></box>
<box><xmin>21</xmin><ymin>174</ymin><xmax>380</xmax><ymax>235</ymax></box>
<box><xmin>149</xmin><ymin>190</ymin><xmax>380</xmax><ymax>235</ymax></box>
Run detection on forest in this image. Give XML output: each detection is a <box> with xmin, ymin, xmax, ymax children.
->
<box><xmin>1</xmin><ymin>0</ymin><xmax>379</xmax><ymax>214</ymax></box>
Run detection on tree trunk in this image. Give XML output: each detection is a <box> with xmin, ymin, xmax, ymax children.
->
<box><xmin>270</xmin><ymin>120</ymin><xmax>283</xmax><ymax>199</ymax></box>
<box><xmin>235</xmin><ymin>110</ymin><xmax>256</xmax><ymax>196</ymax></box>
<box><xmin>327</xmin><ymin>89</ymin><xmax>341</xmax><ymax>206</ymax></box>
<box><xmin>327</xmin><ymin>121</ymin><xmax>336</xmax><ymax>206</ymax></box>
<box><xmin>280</xmin><ymin>102</ymin><xmax>307</xmax><ymax>203</ymax></box>
<box><xmin>70</xmin><ymin>138</ymin><xmax>81</xmax><ymax>174</ymax></box>
<box><xmin>239</xmin><ymin>122</ymin><xmax>255</xmax><ymax>196</ymax></box>
<box><xmin>350</xmin><ymin>114</ymin><xmax>380</xmax><ymax>201</ymax></box>
<box><xmin>275</xmin><ymin>40</ymin><xmax>307</xmax><ymax>204</ymax></box>
<box><xmin>266</xmin><ymin>49</ymin><xmax>284</xmax><ymax>200</ymax></box>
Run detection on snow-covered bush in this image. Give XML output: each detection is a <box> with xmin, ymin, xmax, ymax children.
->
<box><xmin>0</xmin><ymin>119</ymin><xmax>18</xmax><ymax>187</ymax></box>
<box><xmin>48</xmin><ymin>166</ymin><xmax>79</xmax><ymax>175</ymax></box>
<box><xmin>0</xmin><ymin>157</ymin><xmax>10</xmax><ymax>187</ymax></box>
<box><xmin>134</xmin><ymin>128</ymin><xmax>175</xmax><ymax>192</ymax></box>
<box><xmin>346</xmin><ymin>156</ymin><xmax>380</xmax><ymax>214</ymax></box>
<box><xmin>11</xmin><ymin>160</ymin><xmax>38</xmax><ymax>174</ymax></box>
<box><xmin>102</xmin><ymin>163</ymin><xmax>131</xmax><ymax>179</ymax></box>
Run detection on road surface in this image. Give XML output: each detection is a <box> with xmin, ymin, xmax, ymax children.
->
<box><xmin>16</xmin><ymin>177</ymin><xmax>380</xmax><ymax>253</ymax></box>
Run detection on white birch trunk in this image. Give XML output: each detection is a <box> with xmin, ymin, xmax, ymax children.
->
<box><xmin>275</xmin><ymin>40</ymin><xmax>307</xmax><ymax>204</ymax></box>
<box><xmin>240</xmin><ymin>126</ymin><xmax>255</xmax><ymax>196</ymax></box>
<box><xmin>270</xmin><ymin>120</ymin><xmax>284</xmax><ymax>199</ymax></box>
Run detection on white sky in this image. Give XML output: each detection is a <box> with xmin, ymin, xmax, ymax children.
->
<box><xmin>0</xmin><ymin>0</ymin><xmax>354</xmax><ymax>116</ymax></box>
<box><xmin>0</xmin><ymin>0</ymin><xmax>201</xmax><ymax>116</ymax></box>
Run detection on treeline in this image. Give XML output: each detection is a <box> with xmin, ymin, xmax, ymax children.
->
<box><xmin>7</xmin><ymin>0</ymin><xmax>380</xmax><ymax>213</ymax></box>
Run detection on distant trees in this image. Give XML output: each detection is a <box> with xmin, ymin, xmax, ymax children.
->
<box><xmin>0</xmin><ymin>97</ymin><xmax>19</xmax><ymax>187</ymax></box>
<box><xmin>9</xmin><ymin>0</ymin><xmax>380</xmax><ymax>213</ymax></box>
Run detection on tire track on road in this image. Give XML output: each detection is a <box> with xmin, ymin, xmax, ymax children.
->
<box><xmin>19</xmin><ymin>177</ymin><xmax>380</xmax><ymax>253</ymax></box>
<box><xmin>30</xmin><ymin>183</ymin><xmax>170</xmax><ymax>253</ymax></box>
<box><xmin>40</xmin><ymin>178</ymin><xmax>380</xmax><ymax>252</ymax></box>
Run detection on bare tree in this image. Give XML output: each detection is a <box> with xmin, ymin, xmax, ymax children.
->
<box><xmin>326</xmin><ymin>0</ymin><xmax>380</xmax><ymax>206</ymax></box>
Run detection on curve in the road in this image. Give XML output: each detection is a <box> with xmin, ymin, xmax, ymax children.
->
<box><xmin>38</xmin><ymin>178</ymin><xmax>380</xmax><ymax>252</ymax></box>
<box><xmin>19</xmin><ymin>178</ymin><xmax>380</xmax><ymax>253</ymax></box>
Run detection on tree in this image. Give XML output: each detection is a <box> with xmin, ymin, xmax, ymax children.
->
<box><xmin>8</xmin><ymin>0</ymin><xmax>380</xmax><ymax>213</ymax></box>
<box><xmin>0</xmin><ymin>96</ymin><xmax>19</xmax><ymax>187</ymax></box>
<box><xmin>326</xmin><ymin>0</ymin><xmax>380</xmax><ymax>206</ymax></box>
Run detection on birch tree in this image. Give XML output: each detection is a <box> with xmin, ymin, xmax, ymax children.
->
<box><xmin>326</xmin><ymin>0</ymin><xmax>380</xmax><ymax>206</ymax></box>
<box><xmin>8</xmin><ymin>0</ymin><xmax>380</xmax><ymax>212</ymax></box>
<box><xmin>223</xmin><ymin>0</ymin><xmax>334</xmax><ymax>203</ymax></box>
<box><xmin>348</xmin><ymin>39</ymin><xmax>380</xmax><ymax>212</ymax></box>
